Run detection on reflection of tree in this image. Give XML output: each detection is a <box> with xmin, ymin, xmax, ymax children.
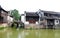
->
<box><xmin>18</xmin><ymin>31</ymin><xmax>29</xmax><ymax>38</ymax></box>
<box><xmin>6</xmin><ymin>30</ymin><xmax>18</xmax><ymax>38</ymax></box>
<box><xmin>7</xmin><ymin>32</ymin><xmax>12</xmax><ymax>38</ymax></box>
<box><xmin>18</xmin><ymin>31</ymin><xmax>25</xmax><ymax>38</ymax></box>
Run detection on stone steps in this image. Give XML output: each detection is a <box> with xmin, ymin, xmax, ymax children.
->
<box><xmin>25</xmin><ymin>24</ymin><xmax>45</xmax><ymax>29</ymax></box>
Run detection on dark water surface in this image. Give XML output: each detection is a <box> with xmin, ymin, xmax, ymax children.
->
<box><xmin>0</xmin><ymin>28</ymin><xmax>60</xmax><ymax>38</ymax></box>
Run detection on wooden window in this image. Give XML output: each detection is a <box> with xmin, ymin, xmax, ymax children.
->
<box><xmin>0</xmin><ymin>16</ymin><xmax>3</xmax><ymax>23</ymax></box>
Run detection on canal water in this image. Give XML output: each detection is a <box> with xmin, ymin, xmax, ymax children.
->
<box><xmin>0</xmin><ymin>28</ymin><xmax>60</xmax><ymax>38</ymax></box>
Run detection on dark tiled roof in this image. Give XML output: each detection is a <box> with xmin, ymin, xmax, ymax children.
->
<box><xmin>41</xmin><ymin>10</ymin><xmax>60</xmax><ymax>14</ymax></box>
<box><xmin>0</xmin><ymin>6</ymin><xmax>8</xmax><ymax>13</ymax></box>
<box><xmin>41</xmin><ymin>10</ymin><xmax>60</xmax><ymax>17</ymax></box>
<box><xmin>25</xmin><ymin>10</ymin><xmax>60</xmax><ymax>17</ymax></box>
<box><xmin>10</xmin><ymin>15</ymin><xmax>13</xmax><ymax>18</ymax></box>
<box><xmin>43</xmin><ymin>16</ymin><xmax>60</xmax><ymax>19</ymax></box>
<box><xmin>25</xmin><ymin>11</ymin><xmax>38</xmax><ymax>16</ymax></box>
<box><xmin>26</xmin><ymin>13</ymin><xmax>39</xmax><ymax>16</ymax></box>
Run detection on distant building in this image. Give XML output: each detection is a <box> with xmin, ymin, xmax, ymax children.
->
<box><xmin>21</xmin><ymin>9</ymin><xmax>60</xmax><ymax>29</ymax></box>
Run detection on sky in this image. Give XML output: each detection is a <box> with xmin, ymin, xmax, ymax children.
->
<box><xmin>0</xmin><ymin>0</ymin><xmax>60</xmax><ymax>14</ymax></box>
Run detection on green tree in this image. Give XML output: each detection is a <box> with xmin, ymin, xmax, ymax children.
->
<box><xmin>11</xmin><ymin>9</ymin><xmax>20</xmax><ymax>20</ymax></box>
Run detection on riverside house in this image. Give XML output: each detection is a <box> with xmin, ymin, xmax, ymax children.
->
<box><xmin>0</xmin><ymin>6</ymin><xmax>8</xmax><ymax>27</ymax></box>
<box><xmin>21</xmin><ymin>9</ymin><xmax>60</xmax><ymax>29</ymax></box>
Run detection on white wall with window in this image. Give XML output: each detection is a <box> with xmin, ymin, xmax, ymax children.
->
<box><xmin>54</xmin><ymin>20</ymin><xmax>59</xmax><ymax>25</ymax></box>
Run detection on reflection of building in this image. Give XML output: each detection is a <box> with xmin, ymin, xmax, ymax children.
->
<box><xmin>21</xmin><ymin>9</ymin><xmax>60</xmax><ymax>29</ymax></box>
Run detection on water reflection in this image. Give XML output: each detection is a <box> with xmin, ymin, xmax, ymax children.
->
<box><xmin>0</xmin><ymin>29</ymin><xmax>60</xmax><ymax>38</ymax></box>
<box><xmin>18</xmin><ymin>30</ymin><xmax>29</xmax><ymax>38</ymax></box>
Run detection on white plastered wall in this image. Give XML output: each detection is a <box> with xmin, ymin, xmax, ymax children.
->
<box><xmin>21</xmin><ymin>15</ymin><xmax>29</xmax><ymax>24</ymax></box>
<box><xmin>7</xmin><ymin>16</ymin><xmax>13</xmax><ymax>23</ymax></box>
<box><xmin>54</xmin><ymin>20</ymin><xmax>59</xmax><ymax>25</ymax></box>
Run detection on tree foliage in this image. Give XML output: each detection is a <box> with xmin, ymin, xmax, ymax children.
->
<box><xmin>11</xmin><ymin>9</ymin><xmax>20</xmax><ymax>20</ymax></box>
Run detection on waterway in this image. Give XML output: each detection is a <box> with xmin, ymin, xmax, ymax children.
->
<box><xmin>0</xmin><ymin>28</ymin><xmax>60</xmax><ymax>38</ymax></box>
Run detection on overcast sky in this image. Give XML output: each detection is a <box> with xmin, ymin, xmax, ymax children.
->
<box><xmin>0</xmin><ymin>0</ymin><xmax>60</xmax><ymax>14</ymax></box>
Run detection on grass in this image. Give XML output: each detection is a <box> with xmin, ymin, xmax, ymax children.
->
<box><xmin>0</xmin><ymin>27</ymin><xmax>5</xmax><ymax>30</ymax></box>
<box><xmin>0</xmin><ymin>26</ymin><xmax>8</xmax><ymax>30</ymax></box>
